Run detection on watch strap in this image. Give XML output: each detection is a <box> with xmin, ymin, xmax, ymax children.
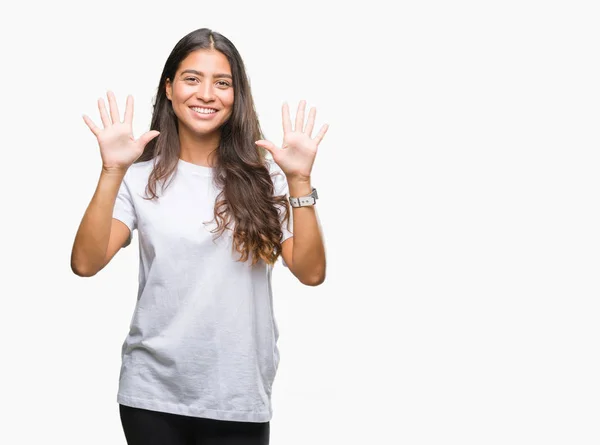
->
<box><xmin>289</xmin><ymin>187</ymin><xmax>318</xmax><ymax>207</ymax></box>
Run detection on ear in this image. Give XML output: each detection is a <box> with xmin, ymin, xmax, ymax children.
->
<box><xmin>165</xmin><ymin>78</ymin><xmax>172</xmax><ymax>101</ymax></box>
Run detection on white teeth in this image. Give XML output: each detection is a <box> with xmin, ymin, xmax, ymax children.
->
<box><xmin>191</xmin><ymin>107</ymin><xmax>216</xmax><ymax>114</ymax></box>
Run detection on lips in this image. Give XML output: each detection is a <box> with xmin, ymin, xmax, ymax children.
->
<box><xmin>190</xmin><ymin>106</ymin><xmax>217</xmax><ymax>114</ymax></box>
<box><xmin>188</xmin><ymin>106</ymin><xmax>219</xmax><ymax>121</ymax></box>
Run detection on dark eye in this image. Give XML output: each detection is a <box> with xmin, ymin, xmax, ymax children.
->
<box><xmin>185</xmin><ymin>77</ymin><xmax>199</xmax><ymax>82</ymax></box>
<box><xmin>217</xmin><ymin>80</ymin><xmax>231</xmax><ymax>87</ymax></box>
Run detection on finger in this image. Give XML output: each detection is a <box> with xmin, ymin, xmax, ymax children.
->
<box><xmin>295</xmin><ymin>100</ymin><xmax>306</xmax><ymax>132</ymax></box>
<box><xmin>98</xmin><ymin>98</ymin><xmax>111</xmax><ymax>128</ymax></box>
<box><xmin>255</xmin><ymin>140</ymin><xmax>278</xmax><ymax>156</ymax></box>
<box><xmin>124</xmin><ymin>95</ymin><xmax>134</xmax><ymax>126</ymax></box>
<box><xmin>304</xmin><ymin>107</ymin><xmax>317</xmax><ymax>137</ymax></box>
<box><xmin>137</xmin><ymin>130</ymin><xmax>160</xmax><ymax>148</ymax></box>
<box><xmin>107</xmin><ymin>91</ymin><xmax>121</xmax><ymax>124</ymax></box>
<box><xmin>282</xmin><ymin>102</ymin><xmax>292</xmax><ymax>134</ymax></box>
<box><xmin>313</xmin><ymin>123</ymin><xmax>329</xmax><ymax>145</ymax></box>
<box><xmin>82</xmin><ymin>114</ymin><xmax>101</xmax><ymax>137</ymax></box>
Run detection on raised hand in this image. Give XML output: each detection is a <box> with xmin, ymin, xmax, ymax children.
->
<box><xmin>82</xmin><ymin>91</ymin><xmax>160</xmax><ymax>173</ymax></box>
<box><xmin>255</xmin><ymin>100</ymin><xmax>328</xmax><ymax>180</ymax></box>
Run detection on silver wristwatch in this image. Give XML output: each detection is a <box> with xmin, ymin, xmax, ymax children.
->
<box><xmin>289</xmin><ymin>187</ymin><xmax>318</xmax><ymax>207</ymax></box>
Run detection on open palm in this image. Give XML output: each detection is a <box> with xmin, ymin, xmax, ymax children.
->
<box><xmin>83</xmin><ymin>91</ymin><xmax>160</xmax><ymax>172</ymax></box>
<box><xmin>255</xmin><ymin>100</ymin><xmax>328</xmax><ymax>180</ymax></box>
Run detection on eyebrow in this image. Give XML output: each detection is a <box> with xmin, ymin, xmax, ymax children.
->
<box><xmin>180</xmin><ymin>69</ymin><xmax>232</xmax><ymax>79</ymax></box>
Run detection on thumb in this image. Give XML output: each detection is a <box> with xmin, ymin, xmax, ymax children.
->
<box><xmin>138</xmin><ymin>130</ymin><xmax>160</xmax><ymax>148</ymax></box>
<box><xmin>255</xmin><ymin>139</ymin><xmax>277</xmax><ymax>155</ymax></box>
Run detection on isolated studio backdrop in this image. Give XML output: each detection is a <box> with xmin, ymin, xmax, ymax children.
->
<box><xmin>1</xmin><ymin>2</ymin><xmax>599</xmax><ymax>445</ymax></box>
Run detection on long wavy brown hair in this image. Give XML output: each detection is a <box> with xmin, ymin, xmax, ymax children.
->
<box><xmin>136</xmin><ymin>28</ymin><xmax>290</xmax><ymax>266</ymax></box>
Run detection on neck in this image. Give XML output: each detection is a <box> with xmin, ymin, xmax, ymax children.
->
<box><xmin>178</xmin><ymin>124</ymin><xmax>220</xmax><ymax>167</ymax></box>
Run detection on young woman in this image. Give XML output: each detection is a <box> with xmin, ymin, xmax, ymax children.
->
<box><xmin>71</xmin><ymin>28</ymin><xmax>328</xmax><ymax>445</ymax></box>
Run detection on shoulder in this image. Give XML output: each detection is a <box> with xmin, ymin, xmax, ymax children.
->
<box><xmin>129</xmin><ymin>158</ymin><xmax>156</xmax><ymax>175</ymax></box>
<box><xmin>265</xmin><ymin>157</ymin><xmax>288</xmax><ymax>193</ymax></box>
<box><xmin>117</xmin><ymin>159</ymin><xmax>158</xmax><ymax>201</ymax></box>
<box><xmin>124</xmin><ymin>159</ymin><xmax>156</xmax><ymax>184</ymax></box>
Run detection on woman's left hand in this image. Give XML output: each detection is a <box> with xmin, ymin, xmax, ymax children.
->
<box><xmin>255</xmin><ymin>100</ymin><xmax>328</xmax><ymax>181</ymax></box>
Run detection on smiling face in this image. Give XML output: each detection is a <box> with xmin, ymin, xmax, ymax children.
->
<box><xmin>165</xmin><ymin>49</ymin><xmax>234</xmax><ymax>141</ymax></box>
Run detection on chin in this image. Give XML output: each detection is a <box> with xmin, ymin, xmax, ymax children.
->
<box><xmin>184</xmin><ymin>121</ymin><xmax>221</xmax><ymax>137</ymax></box>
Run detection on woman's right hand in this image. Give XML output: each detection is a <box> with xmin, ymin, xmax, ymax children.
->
<box><xmin>82</xmin><ymin>91</ymin><xmax>160</xmax><ymax>174</ymax></box>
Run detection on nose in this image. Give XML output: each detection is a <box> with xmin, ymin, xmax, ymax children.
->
<box><xmin>196</xmin><ymin>81</ymin><xmax>215</xmax><ymax>102</ymax></box>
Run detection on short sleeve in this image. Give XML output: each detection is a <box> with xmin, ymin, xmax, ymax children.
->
<box><xmin>112</xmin><ymin>173</ymin><xmax>137</xmax><ymax>248</ymax></box>
<box><xmin>268</xmin><ymin>159</ymin><xmax>294</xmax><ymax>267</ymax></box>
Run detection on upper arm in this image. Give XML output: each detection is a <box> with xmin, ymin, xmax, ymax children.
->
<box><xmin>281</xmin><ymin>236</ymin><xmax>294</xmax><ymax>271</ymax></box>
<box><xmin>104</xmin><ymin>170</ymin><xmax>137</xmax><ymax>270</ymax></box>
<box><xmin>102</xmin><ymin>218</ymin><xmax>132</xmax><ymax>269</ymax></box>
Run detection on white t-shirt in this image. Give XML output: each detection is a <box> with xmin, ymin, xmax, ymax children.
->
<box><xmin>112</xmin><ymin>157</ymin><xmax>293</xmax><ymax>423</ymax></box>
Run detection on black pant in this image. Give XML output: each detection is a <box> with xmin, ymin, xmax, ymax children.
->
<box><xmin>119</xmin><ymin>404</ymin><xmax>270</xmax><ymax>445</ymax></box>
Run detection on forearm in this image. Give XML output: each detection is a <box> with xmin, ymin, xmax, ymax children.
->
<box><xmin>71</xmin><ymin>168</ymin><xmax>126</xmax><ymax>276</ymax></box>
<box><xmin>287</xmin><ymin>177</ymin><xmax>326</xmax><ymax>284</ymax></box>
